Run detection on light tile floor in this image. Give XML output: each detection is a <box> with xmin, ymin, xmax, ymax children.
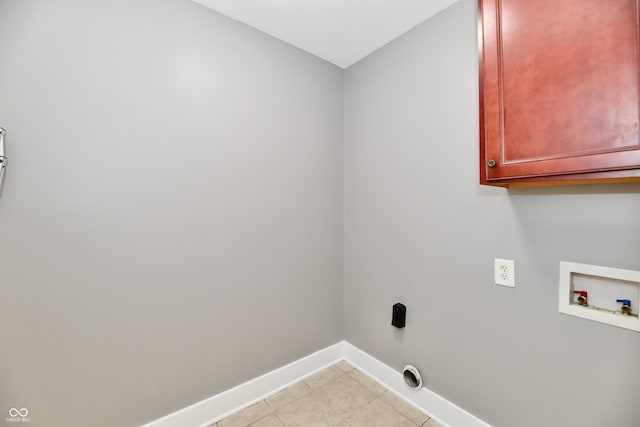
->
<box><xmin>212</xmin><ymin>361</ymin><xmax>443</xmax><ymax>427</ymax></box>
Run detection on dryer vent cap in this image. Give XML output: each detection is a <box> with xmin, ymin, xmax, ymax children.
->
<box><xmin>402</xmin><ymin>365</ymin><xmax>423</xmax><ymax>389</ymax></box>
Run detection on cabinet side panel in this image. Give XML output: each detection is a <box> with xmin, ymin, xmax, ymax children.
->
<box><xmin>479</xmin><ymin>0</ymin><xmax>503</xmax><ymax>182</ymax></box>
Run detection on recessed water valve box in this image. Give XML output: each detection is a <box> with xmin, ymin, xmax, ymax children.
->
<box><xmin>559</xmin><ymin>262</ymin><xmax>640</xmax><ymax>332</ymax></box>
<box><xmin>392</xmin><ymin>303</ymin><xmax>406</xmax><ymax>328</ymax></box>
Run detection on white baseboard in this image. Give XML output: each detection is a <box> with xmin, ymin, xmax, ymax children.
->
<box><xmin>141</xmin><ymin>340</ymin><xmax>492</xmax><ymax>427</ymax></box>
<box><xmin>141</xmin><ymin>341</ymin><xmax>345</xmax><ymax>427</ymax></box>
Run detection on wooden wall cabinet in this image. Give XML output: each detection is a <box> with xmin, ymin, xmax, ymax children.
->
<box><xmin>479</xmin><ymin>0</ymin><xmax>640</xmax><ymax>187</ymax></box>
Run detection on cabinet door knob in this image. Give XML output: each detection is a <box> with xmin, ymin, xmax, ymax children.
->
<box><xmin>487</xmin><ymin>159</ymin><xmax>497</xmax><ymax>168</ymax></box>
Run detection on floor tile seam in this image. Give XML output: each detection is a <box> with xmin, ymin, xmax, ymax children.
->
<box><xmin>348</xmin><ymin>369</ymin><xmax>388</xmax><ymax>396</ymax></box>
<box><xmin>342</xmin><ymin>398</ymin><xmax>376</xmax><ymax>425</ymax></box>
<box><xmin>265</xmin><ymin>378</ymin><xmax>318</xmax><ymax>412</ymax></box>
<box><xmin>311</xmin><ymin>376</ymin><xmax>375</xmax><ymax>420</ymax></box>
<box><xmin>329</xmin><ymin>369</ymin><xmax>378</xmax><ymax>398</ymax></box>
<box><xmin>380</xmin><ymin>381</ymin><xmax>434</xmax><ymax>423</ymax></box>
<box><xmin>273</xmin><ymin>410</ymin><xmax>288</xmax><ymax>427</ymax></box>
<box><xmin>348</xmin><ymin>375</ymin><xmax>385</xmax><ymax>413</ymax></box>
<box><xmin>272</xmin><ymin>389</ymin><xmax>347</xmax><ymax>427</ymax></box>
<box><xmin>259</xmin><ymin>381</ymin><xmax>335</xmax><ymax>424</ymax></box>
<box><xmin>238</xmin><ymin>400</ymin><xmax>274</xmax><ymax>427</ymax></box>
<box><xmin>273</xmin><ymin>402</ymin><xmax>345</xmax><ymax>427</ymax></box>
<box><xmin>268</xmin><ymin>385</ymin><xmax>325</xmax><ymax>416</ymax></box>
<box><xmin>339</xmin><ymin>365</ymin><xmax>356</xmax><ymax>374</ymax></box>
<box><xmin>387</xmin><ymin>402</ymin><xmax>423</xmax><ymax>427</ymax></box>
<box><xmin>379</xmin><ymin>390</ymin><xmax>430</xmax><ymax>425</ymax></box>
<box><xmin>373</xmin><ymin>396</ymin><xmax>422</xmax><ymax>427</ymax></box>
<box><xmin>318</xmin><ymin>389</ymin><xmax>348</xmax><ymax>423</ymax></box>
<box><xmin>302</xmin><ymin>368</ymin><xmax>349</xmax><ymax>392</ymax></box>
<box><xmin>346</xmin><ymin>398</ymin><xmax>421</xmax><ymax>427</ymax></box>
<box><xmin>264</xmin><ymin>394</ymin><xmax>290</xmax><ymax>413</ymax></box>
<box><xmin>274</xmin><ymin>393</ymin><xmax>305</xmax><ymax>417</ymax></box>
<box><xmin>420</xmin><ymin>416</ymin><xmax>433</xmax><ymax>426</ymax></box>
<box><xmin>256</xmin><ymin>409</ymin><xmax>289</xmax><ymax>427</ymax></box>
<box><xmin>333</xmin><ymin>367</ymin><xmax>350</xmax><ymax>381</ymax></box>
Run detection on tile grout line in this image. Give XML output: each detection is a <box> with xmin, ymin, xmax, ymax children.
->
<box><xmin>217</xmin><ymin>361</ymin><xmax>435</xmax><ymax>427</ymax></box>
<box><xmin>343</xmin><ymin>364</ymin><xmax>429</xmax><ymax>427</ymax></box>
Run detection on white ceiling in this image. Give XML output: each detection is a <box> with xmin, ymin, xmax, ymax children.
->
<box><xmin>192</xmin><ymin>0</ymin><xmax>460</xmax><ymax>68</ymax></box>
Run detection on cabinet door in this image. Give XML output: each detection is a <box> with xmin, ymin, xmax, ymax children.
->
<box><xmin>479</xmin><ymin>0</ymin><xmax>640</xmax><ymax>185</ymax></box>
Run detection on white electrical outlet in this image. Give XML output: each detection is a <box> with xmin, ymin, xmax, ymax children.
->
<box><xmin>494</xmin><ymin>258</ymin><xmax>515</xmax><ymax>287</ymax></box>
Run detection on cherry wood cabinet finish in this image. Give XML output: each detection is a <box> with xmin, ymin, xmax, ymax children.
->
<box><xmin>479</xmin><ymin>0</ymin><xmax>640</xmax><ymax>186</ymax></box>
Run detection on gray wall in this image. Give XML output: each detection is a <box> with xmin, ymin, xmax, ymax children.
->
<box><xmin>0</xmin><ymin>1</ymin><xmax>343</xmax><ymax>426</ymax></box>
<box><xmin>343</xmin><ymin>1</ymin><xmax>640</xmax><ymax>426</ymax></box>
